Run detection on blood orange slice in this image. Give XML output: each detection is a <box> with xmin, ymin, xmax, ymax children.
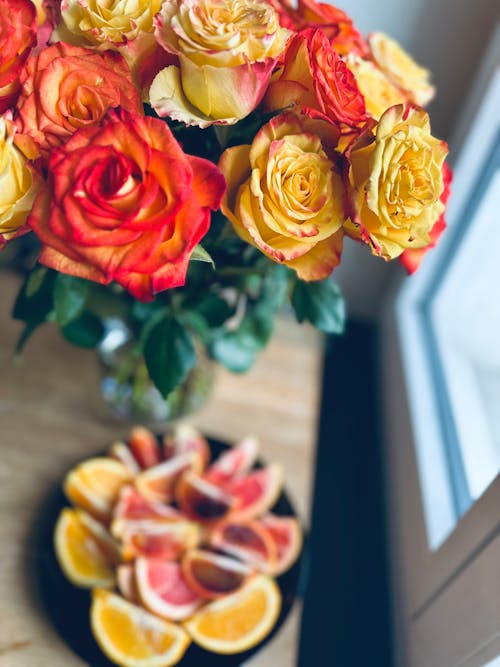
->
<box><xmin>175</xmin><ymin>472</ymin><xmax>237</xmax><ymax>523</ymax></box>
<box><xmin>109</xmin><ymin>440</ymin><xmax>141</xmax><ymax>474</ymax></box>
<box><xmin>135</xmin><ymin>557</ymin><xmax>204</xmax><ymax>621</ymax></box>
<box><xmin>181</xmin><ymin>549</ymin><xmax>253</xmax><ymax>600</ymax></box>
<box><xmin>135</xmin><ymin>452</ymin><xmax>203</xmax><ymax>504</ymax></box>
<box><xmin>260</xmin><ymin>514</ymin><xmax>303</xmax><ymax>576</ymax></box>
<box><xmin>113</xmin><ymin>485</ymin><xmax>182</xmax><ymax>522</ymax></box>
<box><xmin>91</xmin><ymin>589</ymin><xmax>191</xmax><ymax>667</ymax></box>
<box><xmin>226</xmin><ymin>463</ymin><xmax>283</xmax><ymax>520</ymax></box>
<box><xmin>112</xmin><ymin>518</ymin><xmax>201</xmax><ymax>561</ymax></box>
<box><xmin>204</xmin><ymin>436</ymin><xmax>259</xmax><ymax>486</ymax></box>
<box><xmin>209</xmin><ymin>519</ymin><xmax>278</xmax><ymax>572</ymax></box>
<box><xmin>129</xmin><ymin>426</ymin><xmax>161</xmax><ymax>469</ymax></box>
<box><xmin>183</xmin><ymin>574</ymin><xmax>281</xmax><ymax>654</ymax></box>
<box><xmin>162</xmin><ymin>425</ymin><xmax>211</xmax><ymax>468</ymax></box>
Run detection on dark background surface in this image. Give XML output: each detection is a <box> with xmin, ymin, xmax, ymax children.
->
<box><xmin>299</xmin><ymin>320</ymin><xmax>393</xmax><ymax>667</ymax></box>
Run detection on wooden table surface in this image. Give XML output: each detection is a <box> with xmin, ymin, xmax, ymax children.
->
<box><xmin>0</xmin><ymin>271</ymin><xmax>323</xmax><ymax>667</ymax></box>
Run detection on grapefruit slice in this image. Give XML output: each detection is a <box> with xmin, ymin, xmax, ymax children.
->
<box><xmin>134</xmin><ymin>452</ymin><xmax>204</xmax><ymax>504</ymax></box>
<box><xmin>54</xmin><ymin>508</ymin><xmax>118</xmax><ymax>588</ymax></box>
<box><xmin>63</xmin><ymin>457</ymin><xmax>132</xmax><ymax>521</ymax></box>
<box><xmin>209</xmin><ymin>519</ymin><xmax>278</xmax><ymax>572</ymax></box>
<box><xmin>135</xmin><ymin>557</ymin><xmax>204</xmax><ymax>621</ymax></box>
<box><xmin>204</xmin><ymin>436</ymin><xmax>259</xmax><ymax>486</ymax></box>
<box><xmin>112</xmin><ymin>518</ymin><xmax>201</xmax><ymax>561</ymax></box>
<box><xmin>175</xmin><ymin>472</ymin><xmax>237</xmax><ymax>523</ymax></box>
<box><xmin>109</xmin><ymin>440</ymin><xmax>141</xmax><ymax>474</ymax></box>
<box><xmin>184</xmin><ymin>574</ymin><xmax>281</xmax><ymax>654</ymax></box>
<box><xmin>181</xmin><ymin>549</ymin><xmax>253</xmax><ymax>600</ymax></box>
<box><xmin>226</xmin><ymin>464</ymin><xmax>283</xmax><ymax>520</ymax></box>
<box><xmin>260</xmin><ymin>514</ymin><xmax>303</xmax><ymax>576</ymax></box>
<box><xmin>91</xmin><ymin>588</ymin><xmax>191</xmax><ymax>667</ymax></box>
<box><xmin>117</xmin><ymin>563</ymin><xmax>140</xmax><ymax>603</ymax></box>
<box><xmin>113</xmin><ymin>485</ymin><xmax>182</xmax><ymax>522</ymax></box>
<box><xmin>129</xmin><ymin>426</ymin><xmax>161</xmax><ymax>469</ymax></box>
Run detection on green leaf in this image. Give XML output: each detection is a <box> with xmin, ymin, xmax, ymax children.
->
<box><xmin>53</xmin><ymin>274</ymin><xmax>89</xmax><ymax>327</ymax></box>
<box><xmin>210</xmin><ymin>330</ymin><xmax>257</xmax><ymax>373</ymax></box>
<box><xmin>143</xmin><ymin>316</ymin><xmax>196</xmax><ymax>397</ymax></box>
<box><xmin>190</xmin><ymin>244</ymin><xmax>215</xmax><ymax>267</ymax></box>
<box><xmin>292</xmin><ymin>279</ymin><xmax>345</xmax><ymax>334</ymax></box>
<box><xmin>12</xmin><ymin>268</ymin><xmax>56</xmax><ymax>353</ymax></box>
<box><xmin>192</xmin><ymin>293</ymin><xmax>234</xmax><ymax>327</ymax></box>
<box><xmin>62</xmin><ymin>312</ymin><xmax>104</xmax><ymax>348</ymax></box>
<box><xmin>26</xmin><ymin>266</ymin><xmax>49</xmax><ymax>298</ymax></box>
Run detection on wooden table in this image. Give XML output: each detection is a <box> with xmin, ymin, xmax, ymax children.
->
<box><xmin>0</xmin><ymin>271</ymin><xmax>323</xmax><ymax>667</ymax></box>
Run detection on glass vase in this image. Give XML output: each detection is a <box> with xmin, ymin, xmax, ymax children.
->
<box><xmin>97</xmin><ymin>318</ymin><xmax>213</xmax><ymax>426</ymax></box>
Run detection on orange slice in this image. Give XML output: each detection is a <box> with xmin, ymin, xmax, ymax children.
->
<box><xmin>63</xmin><ymin>457</ymin><xmax>132</xmax><ymax>521</ymax></box>
<box><xmin>134</xmin><ymin>452</ymin><xmax>203</xmax><ymax>504</ymax></box>
<box><xmin>184</xmin><ymin>574</ymin><xmax>281</xmax><ymax>654</ymax></box>
<box><xmin>91</xmin><ymin>589</ymin><xmax>191</xmax><ymax>667</ymax></box>
<box><xmin>117</xmin><ymin>564</ymin><xmax>140</xmax><ymax>604</ymax></box>
<box><xmin>135</xmin><ymin>557</ymin><xmax>204</xmax><ymax>621</ymax></box>
<box><xmin>54</xmin><ymin>508</ymin><xmax>118</xmax><ymax>588</ymax></box>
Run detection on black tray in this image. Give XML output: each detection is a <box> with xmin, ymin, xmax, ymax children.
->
<box><xmin>33</xmin><ymin>437</ymin><xmax>303</xmax><ymax>666</ymax></box>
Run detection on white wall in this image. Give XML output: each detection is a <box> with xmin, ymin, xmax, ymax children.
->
<box><xmin>331</xmin><ymin>0</ymin><xmax>500</xmax><ymax>319</ymax></box>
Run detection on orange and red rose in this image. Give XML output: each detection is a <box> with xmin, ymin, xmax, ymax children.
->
<box><xmin>400</xmin><ymin>162</ymin><xmax>452</xmax><ymax>273</ymax></box>
<box><xmin>264</xmin><ymin>29</ymin><xmax>368</xmax><ymax>134</ymax></box>
<box><xmin>28</xmin><ymin>110</ymin><xmax>226</xmax><ymax>301</ymax></box>
<box><xmin>0</xmin><ymin>0</ymin><xmax>37</xmax><ymax>113</ymax></box>
<box><xmin>15</xmin><ymin>43</ymin><xmax>142</xmax><ymax>160</ymax></box>
<box><xmin>219</xmin><ymin>112</ymin><xmax>345</xmax><ymax>281</ymax></box>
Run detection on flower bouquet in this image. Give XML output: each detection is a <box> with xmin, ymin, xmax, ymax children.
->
<box><xmin>2</xmin><ymin>0</ymin><xmax>450</xmax><ymax>416</ymax></box>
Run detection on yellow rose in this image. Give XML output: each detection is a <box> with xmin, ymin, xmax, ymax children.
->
<box><xmin>0</xmin><ymin>118</ymin><xmax>40</xmax><ymax>244</ymax></box>
<box><xmin>345</xmin><ymin>54</ymin><xmax>407</xmax><ymax>121</ymax></box>
<box><xmin>59</xmin><ymin>0</ymin><xmax>163</xmax><ymax>45</ymax></box>
<box><xmin>346</xmin><ymin>104</ymin><xmax>448</xmax><ymax>260</ymax></box>
<box><xmin>219</xmin><ymin>112</ymin><xmax>345</xmax><ymax>280</ymax></box>
<box><xmin>150</xmin><ymin>0</ymin><xmax>290</xmax><ymax>126</ymax></box>
<box><xmin>368</xmin><ymin>32</ymin><xmax>434</xmax><ymax>107</ymax></box>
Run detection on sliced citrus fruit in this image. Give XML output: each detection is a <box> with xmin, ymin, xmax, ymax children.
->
<box><xmin>91</xmin><ymin>588</ymin><xmax>191</xmax><ymax>667</ymax></box>
<box><xmin>175</xmin><ymin>472</ymin><xmax>237</xmax><ymax>523</ymax></box>
<box><xmin>117</xmin><ymin>563</ymin><xmax>140</xmax><ymax>603</ymax></box>
<box><xmin>54</xmin><ymin>508</ymin><xmax>118</xmax><ymax>588</ymax></box>
<box><xmin>64</xmin><ymin>457</ymin><xmax>132</xmax><ymax>521</ymax></box>
<box><xmin>163</xmin><ymin>425</ymin><xmax>210</xmax><ymax>468</ymax></box>
<box><xmin>129</xmin><ymin>426</ymin><xmax>161</xmax><ymax>469</ymax></box>
<box><xmin>109</xmin><ymin>440</ymin><xmax>141</xmax><ymax>475</ymax></box>
<box><xmin>260</xmin><ymin>514</ymin><xmax>302</xmax><ymax>576</ymax></box>
<box><xmin>135</xmin><ymin>557</ymin><xmax>204</xmax><ymax>621</ymax></box>
<box><xmin>112</xmin><ymin>518</ymin><xmax>201</xmax><ymax>561</ymax></box>
<box><xmin>134</xmin><ymin>452</ymin><xmax>203</xmax><ymax>504</ymax></box>
<box><xmin>113</xmin><ymin>485</ymin><xmax>182</xmax><ymax>522</ymax></box>
<box><xmin>184</xmin><ymin>574</ymin><xmax>281</xmax><ymax>654</ymax></box>
<box><xmin>227</xmin><ymin>463</ymin><xmax>283</xmax><ymax>520</ymax></box>
<box><xmin>209</xmin><ymin>519</ymin><xmax>278</xmax><ymax>572</ymax></box>
<box><xmin>181</xmin><ymin>549</ymin><xmax>253</xmax><ymax>600</ymax></box>
<box><xmin>204</xmin><ymin>436</ymin><xmax>259</xmax><ymax>486</ymax></box>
